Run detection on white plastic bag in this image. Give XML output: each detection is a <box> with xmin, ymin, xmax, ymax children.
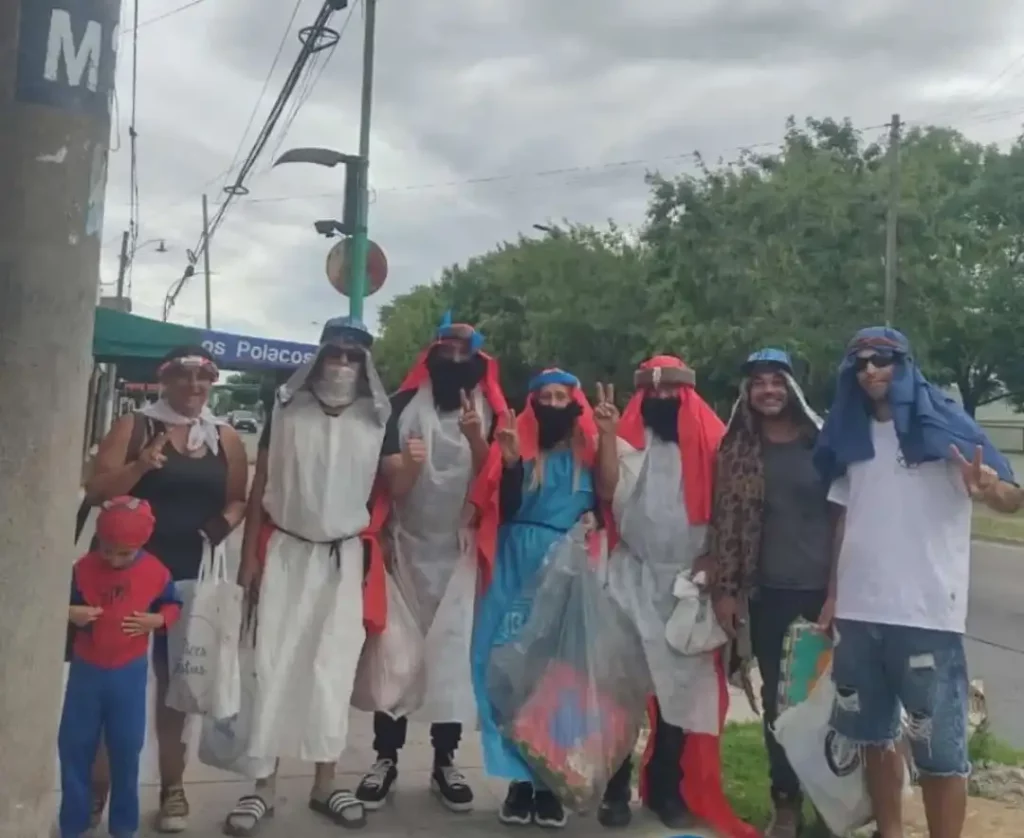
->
<box><xmin>351</xmin><ymin>572</ymin><xmax>425</xmax><ymax>717</ymax></box>
<box><xmin>774</xmin><ymin>667</ymin><xmax>911</xmax><ymax>835</ymax></box>
<box><xmin>197</xmin><ymin>624</ymin><xmax>275</xmax><ymax>778</ymax></box>
<box><xmin>664</xmin><ymin>571</ymin><xmax>728</xmax><ymax>655</ymax></box>
<box><xmin>165</xmin><ymin>540</ymin><xmax>243</xmax><ymax>718</ymax></box>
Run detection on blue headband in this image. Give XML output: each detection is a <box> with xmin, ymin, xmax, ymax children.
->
<box><xmin>742</xmin><ymin>347</ymin><xmax>793</xmax><ymax>375</ymax></box>
<box><xmin>436</xmin><ymin>310</ymin><xmax>484</xmax><ymax>353</ymax></box>
<box><xmin>320</xmin><ymin>316</ymin><xmax>373</xmax><ymax>348</ymax></box>
<box><xmin>528</xmin><ymin>368</ymin><xmax>579</xmax><ymax>391</ymax></box>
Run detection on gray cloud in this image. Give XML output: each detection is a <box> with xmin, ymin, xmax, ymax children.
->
<box><xmin>105</xmin><ymin>0</ymin><xmax>1024</xmax><ymax>348</ymax></box>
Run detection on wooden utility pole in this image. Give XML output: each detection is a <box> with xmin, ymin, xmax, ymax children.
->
<box><xmin>0</xmin><ymin>1</ymin><xmax>121</xmax><ymax>835</ymax></box>
<box><xmin>884</xmin><ymin>113</ymin><xmax>901</xmax><ymax>325</ymax></box>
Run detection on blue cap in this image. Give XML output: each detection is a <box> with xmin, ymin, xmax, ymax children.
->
<box><xmin>320</xmin><ymin>316</ymin><xmax>373</xmax><ymax>348</ymax></box>
<box><xmin>742</xmin><ymin>347</ymin><xmax>793</xmax><ymax>374</ymax></box>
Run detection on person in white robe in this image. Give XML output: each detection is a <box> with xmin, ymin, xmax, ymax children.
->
<box><xmin>223</xmin><ymin>317</ymin><xmax>391</xmax><ymax>835</ymax></box>
<box><xmin>353</xmin><ymin>316</ymin><xmax>507</xmax><ymax>814</ymax></box>
<box><xmin>592</xmin><ymin>356</ymin><xmax>758</xmax><ymax>838</ymax></box>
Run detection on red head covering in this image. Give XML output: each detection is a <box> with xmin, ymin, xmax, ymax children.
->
<box><xmin>469</xmin><ymin>368</ymin><xmax>597</xmax><ymax>588</ymax></box>
<box><xmin>616</xmin><ymin>355</ymin><xmax>724</xmax><ymax>525</ymax></box>
<box><xmin>95</xmin><ymin>496</ymin><xmax>156</xmax><ymax>549</ymax></box>
<box><xmin>396</xmin><ymin>323</ymin><xmax>507</xmax><ymax>417</ymax></box>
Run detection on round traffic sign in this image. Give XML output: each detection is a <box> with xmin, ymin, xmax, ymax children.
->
<box><xmin>326</xmin><ymin>238</ymin><xmax>388</xmax><ymax>297</ymax></box>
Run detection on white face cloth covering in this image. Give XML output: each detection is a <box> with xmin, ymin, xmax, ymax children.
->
<box><xmin>312</xmin><ymin>365</ymin><xmax>359</xmax><ymax>407</ymax></box>
<box><xmin>139</xmin><ymin>398</ymin><xmax>225</xmax><ymax>454</ymax></box>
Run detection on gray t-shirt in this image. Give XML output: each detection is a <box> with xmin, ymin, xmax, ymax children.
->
<box><xmin>758</xmin><ymin>439</ymin><xmax>831</xmax><ymax>590</ymax></box>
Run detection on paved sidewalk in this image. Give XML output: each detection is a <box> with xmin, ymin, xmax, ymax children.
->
<box><xmin>127</xmin><ymin>709</ymin><xmax>730</xmax><ymax>838</ymax></box>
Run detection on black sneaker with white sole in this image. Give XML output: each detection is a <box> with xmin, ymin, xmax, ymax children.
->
<box><xmin>533</xmin><ymin>790</ymin><xmax>567</xmax><ymax>829</ymax></box>
<box><xmin>430</xmin><ymin>764</ymin><xmax>474</xmax><ymax>812</ymax></box>
<box><xmin>355</xmin><ymin>758</ymin><xmax>397</xmax><ymax>810</ymax></box>
<box><xmin>498</xmin><ymin>782</ymin><xmax>533</xmax><ymax>826</ymax></box>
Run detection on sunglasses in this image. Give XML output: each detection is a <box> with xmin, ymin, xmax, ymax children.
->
<box><xmin>853</xmin><ymin>353</ymin><xmax>896</xmax><ymax>372</ymax></box>
<box><xmin>323</xmin><ymin>346</ymin><xmax>365</xmax><ymax>363</ymax></box>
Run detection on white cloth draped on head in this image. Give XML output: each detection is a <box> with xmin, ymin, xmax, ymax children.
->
<box><xmin>277</xmin><ymin>342</ymin><xmax>391</xmax><ymax>425</ymax></box>
<box><xmin>139</xmin><ymin>399</ymin><xmax>226</xmax><ymax>454</ymax></box>
<box><xmin>724</xmin><ymin>369</ymin><xmax>822</xmax><ymax>438</ymax></box>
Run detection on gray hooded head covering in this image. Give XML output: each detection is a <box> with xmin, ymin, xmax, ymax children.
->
<box><xmin>276</xmin><ymin>316</ymin><xmax>390</xmax><ymax>425</ymax></box>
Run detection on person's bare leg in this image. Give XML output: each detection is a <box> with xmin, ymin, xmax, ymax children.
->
<box><xmin>864</xmin><ymin>745</ymin><xmax>905</xmax><ymax>838</ymax></box>
<box><xmin>154</xmin><ymin>664</ymin><xmax>190</xmax><ymax>832</ymax></box>
<box><xmin>919</xmin><ymin>776</ymin><xmax>966</xmax><ymax>838</ymax></box>
<box><xmin>313</xmin><ymin>761</ymin><xmax>337</xmax><ymax>797</ymax></box>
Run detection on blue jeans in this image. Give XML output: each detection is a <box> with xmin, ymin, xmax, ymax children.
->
<box><xmin>829</xmin><ymin>619</ymin><xmax>970</xmax><ymax>778</ymax></box>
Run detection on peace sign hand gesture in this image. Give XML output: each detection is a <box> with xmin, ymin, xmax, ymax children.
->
<box><xmin>458</xmin><ymin>389</ymin><xmax>483</xmax><ymax>441</ymax></box>
<box><xmin>496</xmin><ymin>410</ymin><xmax>520</xmax><ymax>465</ymax></box>
<box><xmin>594</xmin><ymin>382</ymin><xmax>620</xmax><ymax>435</ymax></box>
<box><xmin>950</xmin><ymin>444</ymin><xmax>999</xmax><ymax>499</ymax></box>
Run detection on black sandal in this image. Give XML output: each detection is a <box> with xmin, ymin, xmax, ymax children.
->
<box><xmin>309</xmin><ymin>790</ymin><xmax>367</xmax><ymax>829</ymax></box>
<box><xmin>223</xmin><ymin>794</ymin><xmax>274</xmax><ymax>836</ymax></box>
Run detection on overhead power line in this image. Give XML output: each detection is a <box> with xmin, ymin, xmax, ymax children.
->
<box><xmin>163</xmin><ymin>0</ymin><xmax>353</xmax><ymax>321</ymax></box>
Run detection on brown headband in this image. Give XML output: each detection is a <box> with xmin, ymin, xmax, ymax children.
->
<box><xmin>634</xmin><ymin>365</ymin><xmax>696</xmax><ymax>389</ymax></box>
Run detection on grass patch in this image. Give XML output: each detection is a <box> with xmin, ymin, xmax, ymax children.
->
<box><xmin>719</xmin><ymin>721</ymin><xmax>1024</xmax><ymax>828</ymax></box>
<box><xmin>971</xmin><ymin>503</ymin><xmax>1024</xmax><ymax>543</ymax></box>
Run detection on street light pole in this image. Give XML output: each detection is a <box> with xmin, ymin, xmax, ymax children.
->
<box><xmin>347</xmin><ymin>0</ymin><xmax>377</xmax><ymax>322</ymax></box>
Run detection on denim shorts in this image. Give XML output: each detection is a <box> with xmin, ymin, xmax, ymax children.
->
<box><xmin>829</xmin><ymin>619</ymin><xmax>970</xmax><ymax>778</ymax></box>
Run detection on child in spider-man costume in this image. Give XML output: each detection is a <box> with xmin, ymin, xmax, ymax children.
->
<box><xmin>58</xmin><ymin>497</ymin><xmax>182</xmax><ymax>838</ymax></box>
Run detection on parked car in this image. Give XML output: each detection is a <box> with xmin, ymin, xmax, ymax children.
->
<box><xmin>228</xmin><ymin>410</ymin><xmax>259</xmax><ymax>433</ymax></box>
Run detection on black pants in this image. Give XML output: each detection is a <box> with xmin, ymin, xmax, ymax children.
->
<box><xmin>604</xmin><ymin>700</ymin><xmax>685</xmax><ymax>806</ymax></box>
<box><xmin>749</xmin><ymin>586</ymin><xmax>828</xmax><ymax>803</ymax></box>
<box><xmin>372</xmin><ymin>712</ymin><xmax>461</xmax><ymax>763</ymax></box>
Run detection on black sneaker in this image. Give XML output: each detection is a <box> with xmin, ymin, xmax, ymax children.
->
<box><xmin>533</xmin><ymin>790</ymin><xmax>567</xmax><ymax>829</ymax></box>
<box><xmin>498</xmin><ymin>782</ymin><xmax>533</xmax><ymax>826</ymax></box>
<box><xmin>597</xmin><ymin>798</ymin><xmax>632</xmax><ymax>828</ymax></box>
<box><xmin>648</xmin><ymin>797</ymin><xmax>690</xmax><ymax>830</ymax></box>
<box><xmin>431</xmin><ymin>763</ymin><xmax>474</xmax><ymax>813</ymax></box>
<box><xmin>355</xmin><ymin>758</ymin><xmax>397</xmax><ymax>810</ymax></box>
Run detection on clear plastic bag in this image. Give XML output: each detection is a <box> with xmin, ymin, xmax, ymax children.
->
<box><xmin>486</xmin><ymin>527</ymin><xmax>651</xmax><ymax>813</ymax></box>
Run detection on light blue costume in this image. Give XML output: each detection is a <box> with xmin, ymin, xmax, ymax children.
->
<box><xmin>470</xmin><ymin>371</ymin><xmax>595</xmax><ymax>783</ymax></box>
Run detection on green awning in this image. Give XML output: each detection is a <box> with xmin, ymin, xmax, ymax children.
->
<box><xmin>92</xmin><ymin>307</ymin><xmax>202</xmax><ymax>363</ymax></box>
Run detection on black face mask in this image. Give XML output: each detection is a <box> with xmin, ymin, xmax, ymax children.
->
<box><xmin>533</xmin><ymin>400</ymin><xmax>583</xmax><ymax>450</ymax></box>
<box><xmin>426</xmin><ymin>351</ymin><xmax>484</xmax><ymax>412</ymax></box>
<box><xmin>641</xmin><ymin>396</ymin><xmax>680</xmax><ymax>442</ymax></box>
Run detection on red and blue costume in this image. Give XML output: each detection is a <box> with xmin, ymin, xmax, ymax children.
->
<box><xmin>59</xmin><ymin>498</ymin><xmax>182</xmax><ymax>838</ymax></box>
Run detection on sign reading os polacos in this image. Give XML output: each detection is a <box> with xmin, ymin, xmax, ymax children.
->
<box><xmin>200</xmin><ymin>331</ymin><xmax>318</xmax><ymax>370</ymax></box>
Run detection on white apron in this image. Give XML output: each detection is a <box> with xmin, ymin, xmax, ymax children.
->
<box><xmin>605</xmin><ymin>433</ymin><xmax>721</xmax><ymax>733</ymax></box>
<box><xmin>387</xmin><ymin>384</ymin><xmax>490</xmax><ymax>723</ymax></box>
<box><xmin>248</xmin><ymin>393</ymin><xmax>384</xmax><ymax>765</ymax></box>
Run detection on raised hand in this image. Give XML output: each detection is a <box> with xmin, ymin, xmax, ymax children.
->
<box><xmin>404</xmin><ymin>433</ymin><xmax>428</xmax><ymax>467</ymax></box>
<box><xmin>496</xmin><ymin>409</ymin><xmax>520</xmax><ymax>465</ymax></box>
<box><xmin>138</xmin><ymin>432</ymin><xmax>169</xmax><ymax>471</ymax></box>
<box><xmin>593</xmin><ymin>382</ymin><xmax>620</xmax><ymax>435</ymax></box>
<box><xmin>458</xmin><ymin>389</ymin><xmax>483</xmax><ymax>440</ymax></box>
<box><xmin>950</xmin><ymin>444</ymin><xmax>998</xmax><ymax>499</ymax></box>
<box><xmin>69</xmin><ymin>605</ymin><xmax>103</xmax><ymax>628</ymax></box>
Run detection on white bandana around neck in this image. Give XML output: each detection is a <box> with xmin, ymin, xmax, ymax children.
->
<box><xmin>140</xmin><ymin>398</ymin><xmax>226</xmax><ymax>454</ymax></box>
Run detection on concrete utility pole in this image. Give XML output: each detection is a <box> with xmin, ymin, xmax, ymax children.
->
<box><xmin>202</xmin><ymin>193</ymin><xmax>212</xmax><ymax>328</ymax></box>
<box><xmin>0</xmin><ymin>1</ymin><xmax>121</xmax><ymax>835</ymax></box>
<box><xmin>884</xmin><ymin>113</ymin><xmax>901</xmax><ymax>326</ymax></box>
<box><xmin>347</xmin><ymin>0</ymin><xmax>377</xmax><ymax>322</ymax></box>
<box><xmin>115</xmin><ymin>229</ymin><xmax>130</xmax><ymax>300</ymax></box>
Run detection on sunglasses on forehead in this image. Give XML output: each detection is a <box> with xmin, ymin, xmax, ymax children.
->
<box><xmin>852</xmin><ymin>353</ymin><xmax>897</xmax><ymax>372</ymax></box>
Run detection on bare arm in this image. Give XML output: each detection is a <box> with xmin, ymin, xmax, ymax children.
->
<box><xmin>85</xmin><ymin>414</ymin><xmax>148</xmax><ymax>503</ymax></box>
<box><xmin>219</xmin><ymin>425</ymin><xmax>249</xmax><ymax>529</ymax></box>
<box><xmin>595</xmin><ymin>429</ymin><xmax>619</xmax><ymax>503</ymax></box>
<box><xmin>469</xmin><ymin>433</ymin><xmax>490</xmax><ymax>476</ymax></box>
<box><xmin>980</xmin><ymin>481</ymin><xmax>1024</xmax><ymax>514</ymax></box>
<box><xmin>826</xmin><ymin>503</ymin><xmax>845</xmax><ymax>601</ymax></box>
<box><xmin>380</xmin><ymin>453</ymin><xmax>420</xmax><ymax>500</ymax></box>
<box><xmin>238</xmin><ymin>448</ymin><xmax>268</xmax><ymax>585</ymax></box>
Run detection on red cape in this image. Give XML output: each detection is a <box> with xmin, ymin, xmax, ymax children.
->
<box><xmin>468</xmin><ymin>387</ymin><xmax>597</xmax><ymax>589</ymax></box>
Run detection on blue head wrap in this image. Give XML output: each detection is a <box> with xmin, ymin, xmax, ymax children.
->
<box><xmin>436</xmin><ymin>310</ymin><xmax>484</xmax><ymax>354</ymax></box>
<box><xmin>528</xmin><ymin>368</ymin><xmax>579</xmax><ymax>391</ymax></box>
<box><xmin>320</xmin><ymin>315</ymin><xmax>373</xmax><ymax>348</ymax></box>
<box><xmin>741</xmin><ymin>347</ymin><xmax>794</xmax><ymax>375</ymax></box>
<box><xmin>812</xmin><ymin>327</ymin><xmax>1013</xmax><ymax>483</ymax></box>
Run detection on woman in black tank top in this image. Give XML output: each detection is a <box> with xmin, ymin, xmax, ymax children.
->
<box><xmin>84</xmin><ymin>345</ymin><xmax>249</xmax><ymax>831</ymax></box>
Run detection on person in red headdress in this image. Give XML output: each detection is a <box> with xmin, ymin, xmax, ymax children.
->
<box><xmin>355</xmin><ymin>313</ymin><xmax>507</xmax><ymax>815</ymax></box>
<box><xmin>592</xmin><ymin>356</ymin><xmax>757</xmax><ymax>838</ymax></box>
<box><xmin>59</xmin><ymin>496</ymin><xmax>182</xmax><ymax>838</ymax></box>
<box><xmin>468</xmin><ymin>368</ymin><xmax>598</xmax><ymax>830</ymax></box>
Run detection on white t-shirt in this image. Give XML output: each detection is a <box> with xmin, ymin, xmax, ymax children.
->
<box><xmin>827</xmin><ymin>419</ymin><xmax>972</xmax><ymax>633</ymax></box>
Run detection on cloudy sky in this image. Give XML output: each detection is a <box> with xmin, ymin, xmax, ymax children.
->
<box><xmin>102</xmin><ymin>0</ymin><xmax>1024</xmax><ymax>343</ymax></box>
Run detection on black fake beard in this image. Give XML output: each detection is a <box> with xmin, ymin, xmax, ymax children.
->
<box><xmin>641</xmin><ymin>396</ymin><xmax>680</xmax><ymax>443</ymax></box>
<box><xmin>426</xmin><ymin>352</ymin><xmax>485</xmax><ymax>412</ymax></box>
<box><xmin>533</xmin><ymin>400</ymin><xmax>583</xmax><ymax>450</ymax></box>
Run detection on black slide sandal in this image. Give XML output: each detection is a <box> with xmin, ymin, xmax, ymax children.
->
<box><xmin>223</xmin><ymin>794</ymin><xmax>274</xmax><ymax>836</ymax></box>
<box><xmin>309</xmin><ymin>790</ymin><xmax>367</xmax><ymax>829</ymax></box>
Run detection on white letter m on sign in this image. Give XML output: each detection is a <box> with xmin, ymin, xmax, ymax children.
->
<box><xmin>44</xmin><ymin>10</ymin><xmax>101</xmax><ymax>91</ymax></box>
